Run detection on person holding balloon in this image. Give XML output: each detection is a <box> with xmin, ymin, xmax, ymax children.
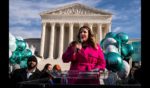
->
<box><xmin>62</xmin><ymin>26</ymin><xmax>106</xmax><ymax>84</ymax></box>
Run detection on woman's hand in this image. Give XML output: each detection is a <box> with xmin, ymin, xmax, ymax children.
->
<box><xmin>69</xmin><ymin>41</ymin><xmax>82</xmax><ymax>53</ymax></box>
<box><xmin>74</xmin><ymin>43</ymin><xmax>82</xmax><ymax>53</ymax></box>
<box><xmin>76</xmin><ymin>43</ymin><xmax>82</xmax><ymax>49</ymax></box>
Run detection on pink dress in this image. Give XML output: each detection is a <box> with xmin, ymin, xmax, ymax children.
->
<box><xmin>62</xmin><ymin>43</ymin><xmax>106</xmax><ymax>84</ymax></box>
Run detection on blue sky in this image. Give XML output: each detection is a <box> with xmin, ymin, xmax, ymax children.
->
<box><xmin>9</xmin><ymin>0</ymin><xmax>141</xmax><ymax>39</ymax></box>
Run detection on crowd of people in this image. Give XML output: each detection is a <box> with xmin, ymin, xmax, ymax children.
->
<box><xmin>9</xmin><ymin>55</ymin><xmax>141</xmax><ymax>87</ymax></box>
<box><xmin>9</xmin><ymin>55</ymin><xmax>62</xmax><ymax>88</ymax></box>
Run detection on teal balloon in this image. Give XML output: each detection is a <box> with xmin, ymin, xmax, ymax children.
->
<box><xmin>105</xmin><ymin>52</ymin><xmax>123</xmax><ymax>72</ymax></box>
<box><xmin>21</xmin><ymin>57</ymin><xmax>28</xmax><ymax>61</ymax></box>
<box><xmin>117</xmin><ymin>60</ymin><xmax>130</xmax><ymax>79</ymax></box>
<box><xmin>10</xmin><ymin>51</ymin><xmax>22</xmax><ymax>64</ymax></box>
<box><xmin>105</xmin><ymin>45</ymin><xmax>119</xmax><ymax>54</ymax></box>
<box><xmin>121</xmin><ymin>55</ymin><xmax>124</xmax><ymax>59</ymax></box>
<box><xmin>9</xmin><ymin>58</ymin><xmax>17</xmax><ymax>64</ymax></box>
<box><xmin>127</xmin><ymin>44</ymin><xmax>134</xmax><ymax>56</ymax></box>
<box><xmin>105</xmin><ymin>32</ymin><xmax>116</xmax><ymax>38</ymax></box>
<box><xmin>104</xmin><ymin>53</ymin><xmax>107</xmax><ymax>60</ymax></box>
<box><xmin>116</xmin><ymin>32</ymin><xmax>129</xmax><ymax>44</ymax></box>
<box><xmin>121</xmin><ymin>44</ymin><xmax>134</xmax><ymax>57</ymax></box>
<box><xmin>16</xmin><ymin>40</ymin><xmax>26</xmax><ymax>51</ymax></box>
<box><xmin>121</xmin><ymin>45</ymin><xmax>128</xmax><ymax>57</ymax></box>
<box><xmin>22</xmin><ymin>49</ymin><xmax>32</xmax><ymax>58</ymax></box>
<box><xmin>100</xmin><ymin>38</ymin><xmax>105</xmax><ymax>49</ymax></box>
<box><xmin>20</xmin><ymin>60</ymin><xmax>27</xmax><ymax>68</ymax></box>
<box><xmin>103</xmin><ymin>38</ymin><xmax>117</xmax><ymax>50</ymax></box>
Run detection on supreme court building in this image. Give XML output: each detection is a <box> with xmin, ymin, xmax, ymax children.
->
<box><xmin>38</xmin><ymin>3</ymin><xmax>112</xmax><ymax>70</ymax></box>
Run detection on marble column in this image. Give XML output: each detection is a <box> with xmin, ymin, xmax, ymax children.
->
<box><xmin>49</xmin><ymin>23</ymin><xmax>55</xmax><ymax>59</ymax></box>
<box><xmin>98</xmin><ymin>24</ymin><xmax>102</xmax><ymax>43</ymax></box>
<box><xmin>79</xmin><ymin>23</ymin><xmax>84</xmax><ymax>28</ymax></box>
<box><xmin>89</xmin><ymin>23</ymin><xmax>93</xmax><ymax>33</ymax></box>
<box><xmin>109</xmin><ymin>23</ymin><xmax>112</xmax><ymax>32</ymax></box>
<box><xmin>40</xmin><ymin>22</ymin><xmax>46</xmax><ymax>58</ymax></box>
<box><xmin>58</xmin><ymin>23</ymin><xmax>64</xmax><ymax>58</ymax></box>
<box><xmin>68</xmin><ymin>23</ymin><xmax>73</xmax><ymax>44</ymax></box>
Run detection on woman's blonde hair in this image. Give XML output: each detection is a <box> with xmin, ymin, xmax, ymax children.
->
<box><xmin>77</xmin><ymin>26</ymin><xmax>97</xmax><ymax>49</ymax></box>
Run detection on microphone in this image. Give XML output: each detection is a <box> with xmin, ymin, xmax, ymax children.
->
<box><xmin>78</xmin><ymin>37</ymin><xmax>83</xmax><ymax>44</ymax></box>
<box><xmin>75</xmin><ymin>38</ymin><xmax>82</xmax><ymax>52</ymax></box>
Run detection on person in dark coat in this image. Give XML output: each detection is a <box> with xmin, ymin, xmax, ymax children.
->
<box><xmin>10</xmin><ymin>55</ymin><xmax>41</xmax><ymax>88</ymax></box>
<box><xmin>51</xmin><ymin>64</ymin><xmax>62</xmax><ymax>84</ymax></box>
<box><xmin>41</xmin><ymin>63</ymin><xmax>52</xmax><ymax>78</ymax></box>
<box><xmin>128</xmin><ymin>66</ymin><xmax>140</xmax><ymax>84</ymax></box>
<box><xmin>133</xmin><ymin>67</ymin><xmax>141</xmax><ymax>84</ymax></box>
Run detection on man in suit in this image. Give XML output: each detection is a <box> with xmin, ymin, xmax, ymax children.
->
<box><xmin>10</xmin><ymin>55</ymin><xmax>41</xmax><ymax>88</ymax></box>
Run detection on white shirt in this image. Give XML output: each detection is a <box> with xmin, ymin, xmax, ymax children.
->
<box><xmin>26</xmin><ymin>68</ymin><xmax>36</xmax><ymax>79</ymax></box>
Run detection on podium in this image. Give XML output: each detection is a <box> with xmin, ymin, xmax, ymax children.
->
<box><xmin>50</xmin><ymin>70</ymin><xmax>101</xmax><ymax>85</ymax></box>
<box><xmin>16</xmin><ymin>78</ymin><xmax>51</xmax><ymax>88</ymax></box>
<box><xmin>17</xmin><ymin>70</ymin><xmax>101</xmax><ymax>88</ymax></box>
<box><xmin>16</xmin><ymin>70</ymin><xmax>141</xmax><ymax>88</ymax></box>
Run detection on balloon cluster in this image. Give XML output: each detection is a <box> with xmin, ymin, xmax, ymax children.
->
<box><xmin>9</xmin><ymin>33</ymin><xmax>32</xmax><ymax>68</ymax></box>
<box><xmin>101</xmin><ymin>32</ymin><xmax>134</xmax><ymax>76</ymax></box>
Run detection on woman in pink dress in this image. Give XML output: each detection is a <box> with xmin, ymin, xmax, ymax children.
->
<box><xmin>62</xmin><ymin>26</ymin><xmax>106</xmax><ymax>85</ymax></box>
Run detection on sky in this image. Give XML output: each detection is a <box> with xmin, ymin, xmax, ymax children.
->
<box><xmin>9</xmin><ymin>0</ymin><xmax>141</xmax><ymax>39</ymax></box>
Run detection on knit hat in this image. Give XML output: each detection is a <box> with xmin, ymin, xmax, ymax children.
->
<box><xmin>27</xmin><ymin>55</ymin><xmax>38</xmax><ymax>64</ymax></box>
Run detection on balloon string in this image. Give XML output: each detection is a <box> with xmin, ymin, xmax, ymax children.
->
<box><xmin>118</xmin><ymin>40</ymin><xmax>121</xmax><ymax>55</ymax></box>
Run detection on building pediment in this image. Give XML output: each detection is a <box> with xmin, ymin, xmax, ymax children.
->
<box><xmin>40</xmin><ymin>3</ymin><xmax>112</xmax><ymax>16</ymax></box>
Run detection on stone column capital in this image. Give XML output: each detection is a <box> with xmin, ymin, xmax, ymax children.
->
<box><xmin>79</xmin><ymin>23</ymin><xmax>84</xmax><ymax>28</ymax></box>
<box><xmin>69</xmin><ymin>23</ymin><xmax>74</xmax><ymax>26</ymax></box>
<box><xmin>60</xmin><ymin>23</ymin><xmax>64</xmax><ymax>26</ymax></box>
<box><xmin>98</xmin><ymin>23</ymin><xmax>102</xmax><ymax>26</ymax></box>
<box><xmin>50</xmin><ymin>22</ymin><xmax>56</xmax><ymax>26</ymax></box>
<box><xmin>42</xmin><ymin>22</ymin><xmax>46</xmax><ymax>25</ymax></box>
<box><xmin>88</xmin><ymin>23</ymin><xmax>93</xmax><ymax>26</ymax></box>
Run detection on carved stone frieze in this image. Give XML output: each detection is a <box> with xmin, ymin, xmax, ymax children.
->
<box><xmin>50</xmin><ymin>7</ymin><xmax>100</xmax><ymax>15</ymax></box>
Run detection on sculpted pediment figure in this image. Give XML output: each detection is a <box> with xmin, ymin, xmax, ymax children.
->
<box><xmin>40</xmin><ymin>3</ymin><xmax>112</xmax><ymax>16</ymax></box>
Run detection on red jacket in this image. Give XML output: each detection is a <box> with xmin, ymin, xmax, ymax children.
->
<box><xmin>62</xmin><ymin>43</ymin><xmax>106</xmax><ymax>84</ymax></box>
<box><xmin>62</xmin><ymin>43</ymin><xmax>106</xmax><ymax>71</ymax></box>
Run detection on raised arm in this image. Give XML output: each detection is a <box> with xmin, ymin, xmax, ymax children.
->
<box><xmin>62</xmin><ymin>41</ymin><xmax>78</xmax><ymax>63</ymax></box>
